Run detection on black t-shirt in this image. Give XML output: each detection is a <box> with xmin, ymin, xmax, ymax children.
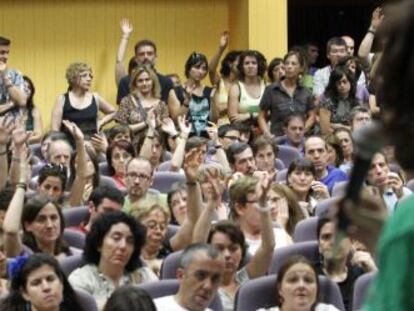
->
<box><xmin>315</xmin><ymin>258</ymin><xmax>365</xmax><ymax>311</ymax></box>
<box><xmin>116</xmin><ymin>72</ymin><xmax>174</xmax><ymax>104</ymax></box>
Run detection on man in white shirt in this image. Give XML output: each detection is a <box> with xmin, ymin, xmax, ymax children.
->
<box><xmin>154</xmin><ymin>244</ymin><xmax>224</xmax><ymax>311</ymax></box>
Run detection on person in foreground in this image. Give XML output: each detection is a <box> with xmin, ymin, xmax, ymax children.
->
<box><xmin>103</xmin><ymin>285</ymin><xmax>156</xmax><ymax>311</ymax></box>
<box><xmin>68</xmin><ymin>211</ymin><xmax>157</xmax><ymax>309</ymax></box>
<box><xmin>257</xmin><ymin>255</ymin><xmax>340</xmax><ymax>311</ymax></box>
<box><xmin>338</xmin><ymin>1</ymin><xmax>414</xmax><ymax>310</ymax></box>
<box><xmin>154</xmin><ymin>243</ymin><xmax>224</xmax><ymax>311</ymax></box>
<box><xmin>0</xmin><ymin>253</ymin><xmax>86</xmax><ymax>311</ymax></box>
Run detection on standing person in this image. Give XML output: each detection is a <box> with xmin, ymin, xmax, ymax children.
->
<box><xmin>304</xmin><ymin>41</ymin><xmax>320</xmax><ymax>76</ymax></box>
<box><xmin>114</xmin><ymin>65</ymin><xmax>169</xmax><ymax>149</ymax></box>
<box><xmin>51</xmin><ymin>62</ymin><xmax>115</xmax><ymax>139</ymax></box>
<box><xmin>313</xmin><ymin>37</ymin><xmax>348</xmax><ymax>99</ymax></box>
<box><xmin>115</xmin><ymin>25</ymin><xmax>184</xmax><ymax>120</ymax></box>
<box><xmin>258</xmin><ymin>51</ymin><xmax>315</xmax><ymax>137</ymax></box>
<box><xmin>0</xmin><ymin>36</ymin><xmax>26</xmax><ymax>113</ymax></box>
<box><xmin>228</xmin><ymin>50</ymin><xmax>267</xmax><ymax>129</ymax></box>
<box><xmin>182</xmin><ymin>52</ymin><xmax>214</xmax><ymax>137</ymax></box>
<box><xmin>319</xmin><ymin>67</ymin><xmax>360</xmax><ymax>134</ymax></box>
<box><xmin>267</xmin><ymin>58</ymin><xmax>285</xmax><ymax>84</ymax></box>
<box><xmin>209</xmin><ymin>31</ymin><xmax>241</xmax><ymax>125</ymax></box>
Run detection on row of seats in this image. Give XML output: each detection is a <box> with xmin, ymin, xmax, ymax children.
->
<box><xmin>57</xmin><ymin>241</ymin><xmax>375</xmax><ymax>311</ymax></box>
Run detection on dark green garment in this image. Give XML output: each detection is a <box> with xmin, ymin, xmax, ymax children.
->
<box><xmin>364</xmin><ymin>194</ymin><xmax>414</xmax><ymax>310</ymax></box>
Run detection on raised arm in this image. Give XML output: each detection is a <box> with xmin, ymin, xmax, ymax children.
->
<box><xmin>358</xmin><ymin>7</ymin><xmax>384</xmax><ymax>67</ymax></box>
<box><xmin>9</xmin><ymin>121</ymin><xmax>32</xmax><ymax>186</ymax></box>
<box><xmin>115</xmin><ymin>18</ymin><xmax>133</xmax><ymax>85</ymax></box>
<box><xmin>63</xmin><ymin>120</ymin><xmax>87</xmax><ymax>207</ymax></box>
<box><xmin>206</xmin><ymin>121</ymin><xmax>230</xmax><ymax>172</ymax></box>
<box><xmin>209</xmin><ymin>31</ymin><xmax>229</xmax><ymax>86</ymax></box>
<box><xmin>3</xmin><ymin>145</ymin><xmax>30</xmax><ymax>257</ymax></box>
<box><xmin>0</xmin><ymin>116</ymin><xmax>15</xmax><ymax>190</ymax></box>
<box><xmin>192</xmin><ymin>168</ymin><xmax>222</xmax><ymax>243</ymax></box>
<box><xmin>319</xmin><ymin>108</ymin><xmax>333</xmax><ymax>135</ymax></box>
<box><xmin>51</xmin><ymin>95</ymin><xmax>64</xmax><ymax>131</ymax></box>
<box><xmin>170</xmin><ymin>116</ymin><xmax>191</xmax><ymax>172</ymax></box>
<box><xmin>170</xmin><ymin>149</ymin><xmax>204</xmax><ymax>251</ymax></box>
<box><xmin>246</xmin><ymin>171</ymin><xmax>276</xmax><ymax>278</ymax></box>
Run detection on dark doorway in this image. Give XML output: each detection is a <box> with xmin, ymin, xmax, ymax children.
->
<box><xmin>288</xmin><ymin>0</ymin><xmax>380</xmax><ymax>67</ymax></box>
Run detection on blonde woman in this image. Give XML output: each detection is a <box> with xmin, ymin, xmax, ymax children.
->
<box><xmin>51</xmin><ymin>62</ymin><xmax>115</xmax><ymax>139</ymax></box>
<box><xmin>115</xmin><ymin>65</ymin><xmax>169</xmax><ymax>149</ymax></box>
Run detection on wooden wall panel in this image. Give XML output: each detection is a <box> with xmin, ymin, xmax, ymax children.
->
<box><xmin>1</xmin><ymin>0</ymin><xmax>228</xmax><ymax>128</ymax></box>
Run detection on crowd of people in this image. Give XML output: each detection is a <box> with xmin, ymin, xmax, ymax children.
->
<box><xmin>0</xmin><ymin>3</ymin><xmax>410</xmax><ymax>310</ymax></box>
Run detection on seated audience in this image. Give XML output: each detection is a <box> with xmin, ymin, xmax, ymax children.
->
<box><xmin>287</xmin><ymin>158</ymin><xmax>330</xmax><ymax>217</ymax></box>
<box><xmin>257</xmin><ymin>255</ymin><xmax>341</xmax><ymax>311</ymax></box>
<box><xmin>304</xmin><ymin>136</ymin><xmax>348</xmax><ymax>193</ymax></box>
<box><xmin>251</xmin><ymin>135</ymin><xmax>279</xmax><ymax>174</ymax></box>
<box><xmin>366</xmin><ymin>152</ymin><xmax>412</xmax><ymax>214</ymax></box>
<box><xmin>226</xmin><ymin>143</ymin><xmax>257</xmax><ymax>177</ymax></box>
<box><xmin>154</xmin><ymin>243</ymin><xmax>224</xmax><ymax>311</ymax></box>
<box><xmin>266</xmin><ymin>183</ymin><xmax>305</xmax><ymax>237</ymax></box>
<box><xmin>334</xmin><ymin>128</ymin><xmax>354</xmax><ymax>174</ymax></box>
<box><xmin>69</xmin><ymin>211</ymin><xmax>157</xmax><ymax>309</ymax></box>
<box><xmin>106</xmin><ymin>140</ymin><xmax>135</xmax><ymax>190</ymax></box>
<box><xmin>0</xmin><ymin>253</ymin><xmax>86</xmax><ymax>311</ymax></box>
<box><xmin>167</xmin><ymin>182</ymin><xmax>188</xmax><ymax>226</ymax></box>
<box><xmin>349</xmin><ymin>106</ymin><xmax>372</xmax><ymax>132</ymax></box>
<box><xmin>103</xmin><ymin>286</ymin><xmax>156</xmax><ymax>311</ymax></box>
<box><xmin>229</xmin><ymin>175</ymin><xmax>291</xmax><ymax>255</ymax></box>
<box><xmin>193</xmin><ymin>169</ymin><xmax>275</xmax><ymax>311</ymax></box>
<box><xmin>316</xmin><ymin>218</ymin><xmax>376</xmax><ymax>310</ymax></box>
<box><xmin>275</xmin><ymin>113</ymin><xmax>306</xmax><ymax>155</ymax></box>
<box><xmin>75</xmin><ymin>185</ymin><xmax>124</xmax><ymax>234</ymax></box>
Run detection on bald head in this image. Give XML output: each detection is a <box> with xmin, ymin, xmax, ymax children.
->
<box><xmin>342</xmin><ymin>35</ymin><xmax>355</xmax><ymax>56</ymax></box>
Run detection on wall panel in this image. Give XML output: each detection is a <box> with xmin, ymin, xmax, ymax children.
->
<box><xmin>1</xmin><ymin>0</ymin><xmax>228</xmax><ymax>128</ymax></box>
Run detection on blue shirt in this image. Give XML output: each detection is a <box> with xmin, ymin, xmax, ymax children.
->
<box><xmin>320</xmin><ymin>165</ymin><xmax>349</xmax><ymax>193</ymax></box>
<box><xmin>0</xmin><ymin>68</ymin><xmax>24</xmax><ymax>105</ymax></box>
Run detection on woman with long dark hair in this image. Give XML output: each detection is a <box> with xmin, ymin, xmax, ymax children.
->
<box><xmin>319</xmin><ymin>66</ymin><xmax>360</xmax><ymax>134</ymax></box>
<box><xmin>0</xmin><ymin>253</ymin><xmax>86</xmax><ymax>311</ymax></box>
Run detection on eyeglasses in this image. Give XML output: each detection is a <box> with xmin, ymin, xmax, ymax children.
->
<box><xmin>126</xmin><ymin>172</ymin><xmax>151</xmax><ymax>181</ymax></box>
<box><xmin>145</xmin><ymin>222</ymin><xmax>166</xmax><ymax>231</ymax></box>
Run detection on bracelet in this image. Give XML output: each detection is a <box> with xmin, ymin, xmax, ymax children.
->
<box><xmin>16</xmin><ymin>182</ymin><xmax>27</xmax><ymax>190</ymax></box>
<box><xmin>183</xmin><ymin>103</ymin><xmax>189</xmax><ymax>108</ymax></box>
<box><xmin>170</xmin><ymin>134</ymin><xmax>178</xmax><ymax>140</ymax></box>
<box><xmin>0</xmin><ymin>149</ymin><xmax>7</xmax><ymax>156</ymax></box>
<box><xmin>186</xmin><ymin>181</ymin><xmax>197</xmax><ymax>186</ymax></box>
<box><xmin>367</xmin><ymin>30</ymin><xmax>376</xmax><ymax>35</ymax></box>
<box><xmin>146</xmin><ymin>136</ymin><xmax>154</xmax><ymax>140</ymax></box>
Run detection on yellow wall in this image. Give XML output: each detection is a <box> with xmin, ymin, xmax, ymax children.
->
<box><xmin>1</xmin><ymin>0</ymin><xmax>287</xmax><ymax>129</ymax></box>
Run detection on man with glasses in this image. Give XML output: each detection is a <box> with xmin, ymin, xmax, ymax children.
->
<box><xmin>217</xmin><ymin>124</ymin><xmax>241</xmax><ymax>150</ymax></box>
<box><xmin>123</xmin><ymin>156</ymin><xmax>156</xmax><ymax>213</ymax></box>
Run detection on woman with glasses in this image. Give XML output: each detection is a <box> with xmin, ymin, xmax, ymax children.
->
<box><xmin>106</xmin><ymin>140</ymin><xmax>135</xmax><ymax>190</ymax></box>
<box><xmin>69</xmin><ymin>212</ymin><xmax>157</xmax><ymax>309</ymax></box>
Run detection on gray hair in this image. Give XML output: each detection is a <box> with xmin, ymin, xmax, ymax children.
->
<box><xmin>179</xmin><ymin>243</ymin><xmax>220</xmax><ymax>269</ymax></box>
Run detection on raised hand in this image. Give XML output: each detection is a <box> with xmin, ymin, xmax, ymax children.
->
<box><xmin>18</xmin><ymin>144</ymin><xmax>32</xmax><ymax>184</ymax></box>
<box><xmin>90</xmin><ymin>133</ymin><xmax>108</xmax><ymax>154</ymax></box>
<box><xmin>11</xmin><ymin>120</ymin><xmax>31</xmax><ymax>150</ymax></box>
<box><xmin>255</xmin><ymin>171</ymin><xmax>276</xmax><ymax>206</ymax></box>
<box><xmin>0</xmin><ymin>116</ymin><xmax>15</xmax><ymax>146</ymax></box>
<box><xmin>177</xmin><ymin>115</ymin><xmax>191</xmax><ymax>138</ymax></box>
<box><xmin>371</xmin><ymin>7</ymin><xmax>384</xmax><ymax>30</ymax></box>
<box><xmin>205</xmin><ymin>167</ymin><xmax>222</xmax><ymax>205</ymax></box>
<box><xmin>62</xmin><ymin>120</ymin><xmax>84</xmax><ymax>142</ymax></box>
<box><xmin>206</xmin><ymin>121</ymin><xmax>218</xmax><ymax>143</ymax></box>
<box><xmin>161</xmin><ymin>117</ymin><xmax>178</xmax><ymax>136</ymax></box>
<box><xmin>120</xmin><ymin>18</ymin><xmax>133</xmax><ymax>36</ymax></box>
<box><xmin>184</xmin><ymin>148</ymin><xmax>203</xmax><ymax>183</ymax></box>
<box><xmin>219</xmin><ymin>31</ymin><xmax>229</xmax><ymax>49</ymax></box>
